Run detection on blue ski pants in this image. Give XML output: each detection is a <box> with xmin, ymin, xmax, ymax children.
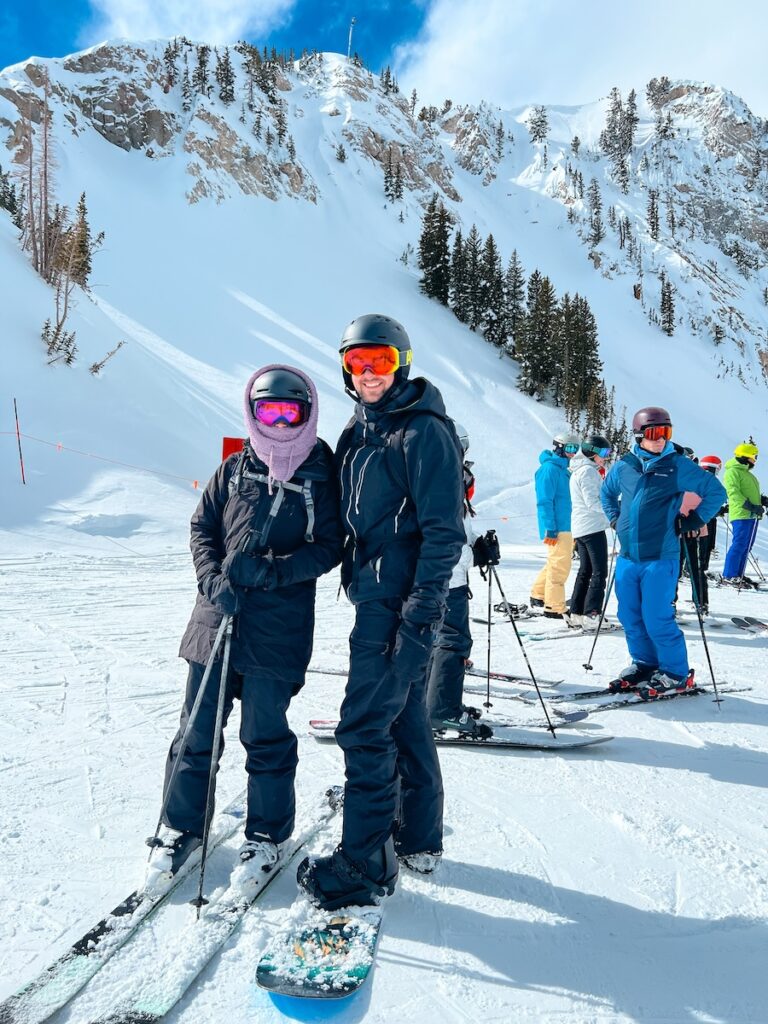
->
<box><xmin>723</xmin><ymin>517</ymin><xmax>760</xmax><ymax>579</ymax></box>
<box><xmin>615</xmin><ymin>556</ymin><xmax>689</xmax><ymax>679</ymax></box>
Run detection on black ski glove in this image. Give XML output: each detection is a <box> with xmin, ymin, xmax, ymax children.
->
<box><xmin>742</xmin><ymin>500</ymin><xmax>764</xmax><ymax>519</ymax></box>
<box><xmin>222</xmin><ymin>550</ymin><xmax>277</xmax><ymax>590</ymax></box>
<box><xmin>761</xmin><ymin>495</ymin><xmax>768</xmax><ymax>507</ymax></box>
<box><xmin>473</xmin><ymin>529</ymin><xmax>501</xmax><ymax>568</ymax></box>
<box><xmin>392</xmin><ymin>618</ymin><xmax>437</xmax><ymax>683</ymax></box>
<box><xmin>718</xmin><ymin>503</ymin><xmax>729</xmax><ymax>518</ymax></box>
<box><xmin>201</xmin><ymin>572</ymin><xmax>240</xmax><ymax>615</ymax></box>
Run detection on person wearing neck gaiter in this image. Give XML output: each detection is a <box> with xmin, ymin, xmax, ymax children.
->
<box><xmin>600</xmin><ymin>406</ymin><xmax>725</xmax><ymax>700</ymax></box>
<box><xmin>296</xmin><ymin>314</ymin><xmax>465</xmax><ymax>911</ymax></box>
<box><xmin>146</xmin><ymin>366</ymin><xmax>343</xmax><ymax>886</ymax></box>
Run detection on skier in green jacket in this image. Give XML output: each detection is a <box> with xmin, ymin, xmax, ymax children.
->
<box><xmin>722</xmin><ymin>440</ymin><xmax>766</xmax><ymax>585</ymax></box>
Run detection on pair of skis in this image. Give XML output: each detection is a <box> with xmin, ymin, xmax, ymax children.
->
<box><xmin>731</xmin><ymin>615</ymin><xmax>768</xmax><ymax>635</ymax></box>
<box><xmin>0</xmin><ymin>787</ymin><xmax>365</xmax><ymax>1022</ymax></box>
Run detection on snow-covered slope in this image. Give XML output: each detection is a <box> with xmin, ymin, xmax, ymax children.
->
<box><xmin>1</xmin><ymin>41</ymin><xmax>768</xmax><ymax>1024</ymax></box>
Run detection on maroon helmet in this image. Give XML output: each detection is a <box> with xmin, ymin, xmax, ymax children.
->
<box><xmin>632</xmin><ymin>406</ymin><xmax>672</xmax><ymax>433</ymax></box>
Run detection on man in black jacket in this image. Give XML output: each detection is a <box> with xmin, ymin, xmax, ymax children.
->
<box><xmin>297</xmin><ymin>314</ymin><xmax>466</xmax><ymax>910</ymax></box>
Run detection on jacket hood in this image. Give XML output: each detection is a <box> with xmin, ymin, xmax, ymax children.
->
<box><xmin>539</xmin><ymin>449</ymin><xmax>568</xmax><ymax>468</ymax></box>
<box><xmin>243</xmin><ymin>364</ymin><xmax>319</xmax><ymax>486</ymax></box>
<box><xmin>568</xmin><ymin>451</ymin><xmax>592</xmax><ymax>473</ymax></box>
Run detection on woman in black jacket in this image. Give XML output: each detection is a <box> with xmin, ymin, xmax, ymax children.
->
<box><xmin>146</xmin><ymin>365</ymin><xmax>343</xmax><ymax>887</ymax></box>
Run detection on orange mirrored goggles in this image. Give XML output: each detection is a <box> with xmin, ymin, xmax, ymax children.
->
<box><xmin>640</xmin><ymin>424</ymin><xmax>673</xmax><ymax>441</ymax></box>
<box><xmin>341</xmin><ymin>344</ymin><xmax>412</xmax><ymax>376</ymax></box>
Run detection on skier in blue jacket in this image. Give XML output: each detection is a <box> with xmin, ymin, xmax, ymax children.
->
<box><xmin>601</xmin><ymin>406</ymin><xmax>726</xmax><ymax>699</ymax></box>
<box><xmin>530</xmin><ymin>432</ymin><xmax>581</xmax><ymax>617</ymax></box>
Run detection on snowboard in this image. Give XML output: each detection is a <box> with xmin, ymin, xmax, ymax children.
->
<box><xmin>256</xmin><ymin>905</ymin><xmax>382</xmax><ymax>999</ymax></box>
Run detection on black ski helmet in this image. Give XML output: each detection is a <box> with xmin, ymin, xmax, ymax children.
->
<box><xmin>582</xmin><ymin>434</ymin><xmax>611</xmax><ymax>459</ymax></box>
<box><xmin>250</xmin><ymin>368</ymin><xmax>310</xmax><ymax>406</ymax></box>
<box><xmin>339</xmin><ymin>313</ymin><xmax>413</xmax><ymax>394</ymax></box>
<box><xmin>631</xmin><ymin>406</ymin><xmax>672</xmax><ymax>436</ymax></box>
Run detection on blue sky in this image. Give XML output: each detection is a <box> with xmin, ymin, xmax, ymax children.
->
<box><xmin>0</xmin><ymin>1</ymin><xmax>426</xmax><ymax>75</ymax></box>
<box><xmin>1</xmin><ymin>0</ymin><xmax>767</xmax><ymax>116</ymax></box>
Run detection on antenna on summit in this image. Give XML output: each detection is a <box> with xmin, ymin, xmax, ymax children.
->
<box><xmin>347</xmin><ymin>16</ymin><xmax>357</xmax><ymax>60</ymax></box>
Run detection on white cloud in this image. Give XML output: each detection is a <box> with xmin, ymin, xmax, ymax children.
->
<box><xmin>81</xmin><ymin>0</ymin><xmax>296</xmax><ymax>47</ymax></box>
<box><xmin>395</xmin><ymin>0</ymin><xmax>768</xmax><ymax>118</ymax></box>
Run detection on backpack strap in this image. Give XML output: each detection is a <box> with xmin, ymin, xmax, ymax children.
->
<box><xmin>228</xmin><ymin>441</ymin><xmax>317</xmax><ymax>545</ymax></box>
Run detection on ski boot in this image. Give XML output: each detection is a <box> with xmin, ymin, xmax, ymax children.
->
<box><xmin>297</xmin><ymin>839</ymin><xmax>399</xmax><ymax>912</ymax></box>
<box><xmin>144</xmin><ymin>825</ymin><xmax>202</xmax><ymax>890</ymax></box>
<box><xmin>231</xmin><ymin>835</ymin><xmax>287</xmax><ymax>890</ymax></box>
<box><xmin>638</xmin><ymin>669</ymin><xmax>695</xmax><ymax>701</ymax></box>
<box><xmin>397</xmin><ymin>849</ymin><xmax>443</xmax><ymax>874</ymax></box>
<box><xmin>607</xmin><ymin>662</ymin><xmax>656</xmax><ymax>694</ymax></box>
<box><xmin>529</xmin><ymin>597</ymin><xmax>545</xmax><ymax>609</ymax></box>
<box><xmin>432</xmin><ymin>709</ymin><xmax>493</xmax><ymax>740</ymax></box>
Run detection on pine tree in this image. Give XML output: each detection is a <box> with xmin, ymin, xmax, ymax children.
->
<box><xmin>449</xmin><ymin>229</ymin><xmax>468</xmax><ymax>323</ymax></box>
<box><xmin>527</xmin><ymin>105</ymin><xmax>548</xmax><ymax>144</ymax></box>
<box><xmin>480</xmin><ymin>234</ymin><xmax>505</xmax><ymax>347</ymax></box>
<box><xmin>336</xmin><ymin>143</ymin><xmax>347</xmax><ymax>162</ymax></box>
<box><xmin>393</xmin><ymin>164</ymin><xmax>403</xmax><ymax>200</ymax></box>
<box><xmin>495</xmin><ymin>121</ymin><xmax>505</xmax><ymax>160</ymax></box>
<box><xmin>648</xmin><ymin>188</ymin><xmax>660</xmax><ymax>240</ymax></box>
<box><xmin>163</xmin><ymin>42</ymin><xmax>178</xmax><ymax>88</ymax></box>
<box><xmin>252</xmin><ymin>109</ymin><xmax>263</xmax><ymax>139</ymax></box>
<box><xmin>181</xmin><ymin>59</ymin><xmax>192</xmax><ymax>112</ymax></box>
<box><xmin>383</xmin><ymin>149</ymin><xmax>394</xmax><ymax>201</ymax></box>
<box><xmin>275</xmin><ymin>103</ymin><xmax>288</xmax><ymax>145</ymax></box>
<box><xmin>287</xmin><ymin>136</ymin><xmax>296</xmax><ymax>162</ymax></box>
<box><xmin>418</xmin><ymin>195</ymin><xmax>450</xmax><ymax>304</ymax></box>
<box><xmin>519</xmin><ymin>275</ymin><xmax>557</xmax><ymax>396</ymax></box>
<box><xmin>571</xmin><ymin>135</ymin><xmax>581</xmax><ymax>157</ymax></box>
<box><xmin>215</xmin><ymin>47</ymin><xmax>235</xmax><ymax>104</ymax></box>
<box><xmin>410</xmin><ymin>89</ymin><xmax>418</xmax><ymax>117</ymax></box>
<box><xmin>463</xmin><ymin>225</ymin><xmax>483</xmax><ymax>330</ymax></box>
<box><xmin>660</xmin><ymin>272</ymin><xmax>675</xmax><ymax>335</ymax></box>
<box><xmin>504</xmin><ymin>249</ymin><xmax>526</xmax><ymax>355</ymax></box>
<box><xmin>193</xmin><ymin>45</ymin><xmax>211</xmax><ymax>95</ymax></box>
<box><xmin>587</xmin><ymin>178</ymin><xmax>605</xmax><ymax>247</ymax></box>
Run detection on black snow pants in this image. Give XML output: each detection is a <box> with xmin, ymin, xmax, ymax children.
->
<box><xmin>570</xmin><ymin>531</ymin><xmax>609</xmax><ymax>616</ymax></box>
<box><xmin>335</xmin><ymin>597</ymin><xmax>444</xmax><ymax>861</ymax></box>
<box><xmin>163</xmin><ymin>658</ymin><xmax>301</xmax><ymax>842</ymax></box>
<box><xmin>426</xmin><ymin>585</ymin><xmax>472</xmax><ymax>723</ymax></box>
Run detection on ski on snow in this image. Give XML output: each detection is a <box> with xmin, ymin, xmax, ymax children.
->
<box><xmin>517</xmin><ymin>683</ymin><xmax>752</xmax><ymax>711</ymax></box>
<box><xmin>464</xmin><ymin>666</ymin><xmax>564</xmax><ymax>687</ymax></box>
<box><xmin>0</xmin><ymin>791</ymin><xmax>248</xmax><ymax>1024</ymax></box>
<box><xmin>526</xmin><ymin>623</ymin><xmax>622</xmax><ymax>642</ymax></box>
<box><xmin>88</xmin><ymin>786</ymin><xmax>344</xmax><ymax>1024</ymax></box>
<box><xmin>732</xmin><ymin>615</ymin><xmax>768</xmax><ymax>634</ymax></box>
<box><xmin>308</xmin><ymin>720</ymin><xmax>611</xmax><ymax>751</ymax></box>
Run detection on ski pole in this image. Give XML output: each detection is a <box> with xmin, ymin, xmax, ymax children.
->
<box><xmin>484</xmin><ymin>567</ymin><xmax>493</xmax><ymax>708</ymax></box>
<box><xmin>490</xmin><ymin>564</ymin><xmax>557</xmax><ymax>737</ymax></box>
<box><xmin>583</xmin><ymin>532</ymin><xmax>618</xmax><ymax>672</ymax></box>
<box><xmin>192</xmin><ymin>615</ymin><xmax>234</xmax><ymax>915</ymax></box>
<box><xmin>681</xmin><ymin>533</ymin><xmax>722</xmax><ymax>706</ymax></box>
<box><xmin>748</xmin><ymin>551</ymin><xmax>766</xmax><ymax>581</ymax></box>
<box><xmin>147</xmin><ymin>614</ymin><xmax>232</xmax><ymax>855</ymax></box>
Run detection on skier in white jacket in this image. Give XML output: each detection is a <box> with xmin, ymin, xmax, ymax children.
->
<box><xmin>568</xmin><ymin>434</ymin><xmax>612</xmax><ymax>628</ymax></box>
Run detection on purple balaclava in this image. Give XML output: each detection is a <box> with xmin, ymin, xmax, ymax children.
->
<box><xmin>243</xmin><ymin>364</ymin><xmax>319</xmax><ymax>489</ymax></box>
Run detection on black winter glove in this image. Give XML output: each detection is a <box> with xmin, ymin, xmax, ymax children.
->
<box><xmin>742</xmin><ymin>500</ymin><xmax>764</xmax><ymax>519</ymax></box>
<box><xmin>392</xmin><ymin>618</ymin><xmax>437</xmax><ymax>683</ymax></box>
<box><xmin>201</xmin><ymin>572</ymin><xmax>240</xmax><ymax>615</ymax></box>
<box><xmin>761</xmin><ymin>495</ymin><xmax>768</xmax><ymax>507</ymax></box>
<box><xmin>718</xmin><ymin>503</ymin><xmax>729</xmax><ymax>518</ymax></box>
<box><xmin>473</xmin><ymin>529</ymin><xmax>501</xmax><ymax>568</ymax></box>
<box><xmin>222</xmin><ymin>550</ymin><xmax>277</xmax><ymax>590</ymax></box>
<box><xmin>401</xmin><ymin>593</ymin><xmax>444</xmax><ymax>628</ymax></box>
